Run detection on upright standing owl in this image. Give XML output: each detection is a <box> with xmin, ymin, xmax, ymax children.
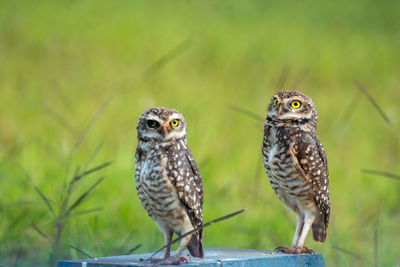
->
<box><xmin>261</xmin><ymin>90</ymin><xmax>330</xmax><ymax>254</ymax></box>
<box><xmin>135</xmin><ymin>107</ymin><xmax>203</xmax><ymax>263</ymax></box>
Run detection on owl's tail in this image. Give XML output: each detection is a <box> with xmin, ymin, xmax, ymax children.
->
<box><xmin>187</xmin><ymin>232</ymin><xmax>204</xmax><ymax>258</ymax></box>
<box><xmin>312</xmin><ymin>216</ymin><xmax>327</xmax><ymax>242</ymax></box>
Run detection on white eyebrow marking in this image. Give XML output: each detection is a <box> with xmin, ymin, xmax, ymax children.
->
<box><xmin>144</xmin><ymin>115</ymin><xmax>163</xmax><ymax>122</ymax></box>
<box><xmin>168</xmin><ymin>114</ymin><xmax>183</xmax><ymax>122</ymax></box>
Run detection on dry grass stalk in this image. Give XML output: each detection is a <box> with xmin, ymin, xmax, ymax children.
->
<box><xmin>143</xmin><ymin>39</ymin><xmax>192</xmax><ymax>80</ymax></box>
<box><xmin>69</xmin><ymin>245</ymin><xmax>94</xmax><ymax>259</ymax></box>
<box><xmin>362</xmin><ymin>169</ymin><xmax>400</xmax><ymax>182</ymax></box>
<box><xmin>332</xmin><ymin>246</ymin><xmax>363</xmax><ymax>260</ymax></box>
<box><xmin>228</xmin><ymin>104</ymin><xmax>264</xmax><ymax>123</ymax></box>
<box><xmin>353</xmin><ymin>79</ymin><xmax>391</xmax><ymax>126</ymax></box>
<box><xmin>125</xmin><ymin>244</ymin><xmax>142</xmax><ymax>255</ymax></box>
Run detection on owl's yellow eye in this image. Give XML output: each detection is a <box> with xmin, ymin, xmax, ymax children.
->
<box><xmin>273</xmin><ymin>99</ymin><xmax>278</xmax><ymax>107</ymax></box>
<box><xmin>147</xmin><ymin>120</ymin><xmax>159</xmax><ymax>128</ymax></box>
<box><xmin>170</xmin><ymin>119</ymin><xmax>179</xmax><ymax>127</ymax></box>
<box><xmin>291</xmin><ymin>100</ymin><xmax>301</xmax><ymax>109</ymax></box>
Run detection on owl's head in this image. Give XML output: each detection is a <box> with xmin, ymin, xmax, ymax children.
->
<box><xmin>137</xmin><ymin>107</ymin><xmax>187</xmax><ymax>142</ymax></box>
<box><xmin>267</xmin><ymin>90</ymin><xmax>318</xmax><ymax>127</ymax></box>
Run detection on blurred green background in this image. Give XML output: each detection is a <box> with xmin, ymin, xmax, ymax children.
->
<box><xmin>1</xmin><ymin>0</ymin><xmax>399</xmax><ymax>266</ymax></box>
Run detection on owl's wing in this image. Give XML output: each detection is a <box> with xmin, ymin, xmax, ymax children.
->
<box><xmin>292</xmin><ymin>133</ymin><xmax>330</xmax><ymax>226</ymax></box>
<box><xmin>167</xmin><ymin>144</ymin><xmax>204</xmax><ymax>232</ymax></box>
<box><xmin>134</xmin><ymin>147</ymin><xmax>144</xmax><ymax>187</ymax></box>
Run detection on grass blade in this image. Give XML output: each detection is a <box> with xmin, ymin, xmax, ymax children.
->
<box><xmin>7</xmin><ymin>211</ymin><xmax>27</xmax><ymax>230</ymax></box>
<box><xmin>34</xmin><ymin>187</ymin><xmax>56</xmax><ymax>218</ymax></box>
<box><xmin>332</xmin><ymin>245</ymin><xmax>363</xmax><ymax>260</ymax></box>
<box><xmin>354</xmin><ymin>79</ymin><xmax>391</xmax><ymax>126</ymax></box>
<box><xmin>70</xmin><ymin>245</ymin><xmax>94</xmax><ymax>259</ymax></box>
<box><xmin>71</xmin><ymin>95</ymin><xmax>114</xmax><ymax>154</ymax></box>
<box><xmin>143</xmin><ymin>39</ymin><xmax>191</xmax><ymax>80</ymax></box>
<box><xmin>228</xmin><ymin>104</ymin><xmax>264</xmax><ymax>123</ymax></box>
<box><xmin>70</xmin><ymin>207</ymin><xmax>103</xmax><ymax>217</ymax></box>
<box><xmin>83</xmin><ymin>142</ymin><xmax>104</xmax><ymax>172</ymax></box>
<box><xmin>31</xmin><ymin>223</ymin><xmax>51</xmax><ymax>242</ymax></box>
<box><xmin>361</xmin><ymin>169</ymin><xmax>400</xmax><ymax>181</ymax></box>
<box><xmin>125</xmin><ymin>244</ymin><xmax>142</xmax><ymax>255</ymax></box>
<box><xmin>119</xmin><ymin>228</ymin><xmax>136</xmax><ymax>253</ymax></box>
<box><xmin>67</xmin><ymin>177</ymin><xmax>105</xmax><ymax>212</ymax></box>
<box><xmin>3</xmin><ymin>201</ymin><xmax>41</xmax><ymax>208</ymax></box>
<box><xmin>291</xmin><ymin>67</ymin><xmax>309</xmax><ymax>88</ymax></box>
<box><xmin>341</xmin><ymin>88</ymin><xmax>361</xmax><ymax>123</ymax></box>
<box><xmin>12</xmin><ymin>248</ymin><xmax>23</xmax><ymax>267</ymax></box>
<box><xmin>44</xmin><ymin>106</ymin><xmax>78</xmax><ymax>136</ymax></box>
<box><xmin>275</xmin><ymin>66</ymin><xmax>289</xmax><ymax>90</ymax></box>
<box><xmin>75</xmin><ymin>162</ymin><xmax>112</xmax><ymax>182</ymax></box>
<box><xmin>0</xmin><ymin>145</ymin><xmax>33</xmax><ymax>182</ymax></box>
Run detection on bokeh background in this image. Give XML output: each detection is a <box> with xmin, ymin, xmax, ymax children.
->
<box><xmin>1</xmin><ymin>0</ymin><xmax>399</xmax><ymax>266</ymax></box>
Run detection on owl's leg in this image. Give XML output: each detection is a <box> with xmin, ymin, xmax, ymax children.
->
<box><xmin>276</xmin><ymin>195</ymin><xmax>304</xmax><ymax>254</ymax></box>
<box><xmin>149</xmin><ymin>235</ymin><xmax>189</xmax><ymax>265</ymax></box>
<box><xmin>163</xmin><ymin>229</ymin><xmax>174</xmax><ymax>258</ymax></box>
<box><xmin>152</xmin><ymin>233</ymin><xmax>192</xmax><ymax>265</ymax></box>
<box><xmin>292</xmin><ymin>214</ymin><xmax>304</xmax><ymax>247</ymax></box>
<box><xmin>292</xmin><ymin>211</ymin><xmax>315</xmax><ymax>254</ymax></box>
<box><xmin>153</xmin><ymin>224</ymin><xmax>193</xmax><ymax>264</ymax></box>
<box><xmin>150</xmin><ymin>221</ymin><xmax>175</xmax><ymax>263</ymax></box>
<box><xmin>276</xmin><ymin>214</ymin><xmax>304</xmax><ymax>254</ymax></box>
<box><xmin>175</xmin><ymin>233</ymin><xmax>192</xmax><ymax>257</ymax></box>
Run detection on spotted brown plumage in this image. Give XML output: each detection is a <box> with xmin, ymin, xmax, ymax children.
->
<box><xmin>261</xmin><ymin>90</ymin><xmax>330</xmax><ymax>254</ymax></box>
<box><xmin>135</xmin><ymin>107</ymin><xmax>203</xmax><ymax>261</ymax></box>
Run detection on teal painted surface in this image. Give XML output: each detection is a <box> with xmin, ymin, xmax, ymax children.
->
<box><xmin>58</xmin><ymin>248</ymin><xmax>325</xmax><ymax>267</ymax></box>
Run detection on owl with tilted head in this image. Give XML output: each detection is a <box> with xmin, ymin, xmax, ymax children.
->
<box><xmin>135</xmin><ymin>107</ymin><xmax>203</xmax><ymax>263</ymax></box>
<box><xmin>261</xmin><ymin>90</ymin><xmax>330</xmax><ymax>254</ymax></box>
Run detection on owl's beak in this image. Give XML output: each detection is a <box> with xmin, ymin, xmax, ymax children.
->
<box><xmin>161</xmin><ymin>126</ymin><xmax>168</xmax><ymax>137</ymax></box>
<box><xmin>278</xmin><ymin>105</ymin><xmax>283</xmax><ymax>115</ymax></box>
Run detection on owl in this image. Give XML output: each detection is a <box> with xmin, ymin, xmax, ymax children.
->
<box><xmin>135</xmin><ymin>107</ymin><xmax>204</xmax><ymax>263</ymax></box>
<box><xmin>261</xmin><ymin>90</ymin><xmax>330</xmax><ymax>254</ymax></box>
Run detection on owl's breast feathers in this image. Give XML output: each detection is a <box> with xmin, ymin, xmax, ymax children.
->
<box><xmin>263</xmin><ymin>124</ymin><xmax>330</xmax><ymax>226</ymax></box>
<box><xmin>135</xmin><ymin>140</ymin><xmax>203</xmax><ymax>234</ymax></box>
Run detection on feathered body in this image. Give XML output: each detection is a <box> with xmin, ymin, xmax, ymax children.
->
<box><xmin>135</xmin><ymin>107</ymin><xmax>203</xmax><ymax>260</ymax></box>
<box><xmin>261</xmin><ymin>90</ymin><xmax>330</xmax><ymax>254</ymax></box>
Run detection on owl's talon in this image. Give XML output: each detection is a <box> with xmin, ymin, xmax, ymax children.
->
<box><xmin>150</xmin><ymin>256</ymin><xmax>189</xmax><ymax>265</ymax></box>
<box><xmin>149</xmin><ymin>258</ymin><xmax>164</xmax><ymax>263</ymax></box>
<box><xmin>176</xmin><ymin>256</ymin><xmax>190</xmax><ymax>263</ymax></box>
<box><xmin>149</xmin><ymin>258</ymin><xmax>175</xmax><ymax>265</ymax></box>
<box><xmin>293</xmin><ymin>246</ymin><xmax>314</xmax><ymax>254</ymax></box>
<box><xmin>275</xmin><ymin>246</ymin><xmax>314</xmax><ymax>254</ymax></box>
<box><xmin>275</xmin><ymin>246</ymin><xmax>293</xmax><ymax>254</ymax></box>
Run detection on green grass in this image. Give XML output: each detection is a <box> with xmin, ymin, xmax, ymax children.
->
<box><xmin>1</xmin><ymin>0</ymin><xmax>399</xmax><ymax>266</ymax></box>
